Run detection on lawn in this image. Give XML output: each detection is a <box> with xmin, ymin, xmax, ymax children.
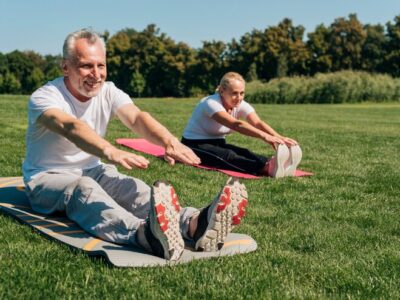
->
<box><xmin>0</xmin><ymin>95</ymin><xmax>399</xmax><ymax>299</ymax></box>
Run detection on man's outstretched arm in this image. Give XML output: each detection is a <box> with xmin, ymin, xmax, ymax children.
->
<box><xmin>38</xmin><ymin>108</ymin><xmax>150</xmax><ymax>170</ymax></box>
<box><xmin>116</xmin><ymin>103</ymin><xmax>200</xmax><ymax>166</ymax></box>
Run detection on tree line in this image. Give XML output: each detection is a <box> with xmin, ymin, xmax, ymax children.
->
<box><xmin>1</xmin><ymin>14</ymin><xmax>399</xmax><ymax>97</ymax></box>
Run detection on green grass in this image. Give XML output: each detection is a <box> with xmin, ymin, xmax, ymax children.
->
<box><xmin>0</xmin><ymin>95</ymin><xmax>399</xmax><ymax>299</ymax></box>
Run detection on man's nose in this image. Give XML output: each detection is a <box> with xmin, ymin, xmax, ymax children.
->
<box><xmin>91</xmin><ymin>66</ymin><xmax>100</xmax><ymax>79</ymax></box>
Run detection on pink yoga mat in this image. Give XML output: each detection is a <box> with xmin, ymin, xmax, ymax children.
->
<box><xmin>116</xmin><ymin>138</ymin><xmax>313</xmax><ymax>179</ymax></box>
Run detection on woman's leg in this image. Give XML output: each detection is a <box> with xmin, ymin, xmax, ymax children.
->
<box><xmin>182</xmin><ymin>138</ymin><xmax>268</xmax><ymax>175</ymax></box>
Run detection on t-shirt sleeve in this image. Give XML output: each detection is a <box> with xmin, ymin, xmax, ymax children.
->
<box><xmin>108</xmin><ymin>82</ymin><xmax>133</xmax><ymax>114</ymax></box>
<box><xmin>203</xmin><ymin>98</ymin><xmax>225</xmax><ymax>117</ymax></box>
<box><xmin>28</xmin><ymin>88</ymin><xmax>65</xmax><ymax>125</ymax></box>
<box><xmin>237</xmin><ymin>100</ymin><xmax>255</xmax><ymax>119</ymax></box>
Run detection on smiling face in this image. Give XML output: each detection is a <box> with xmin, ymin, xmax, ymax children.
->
<box><xmin>219</xmin><ymin>78</ymin><xmax>245</xmax><ymax>111</ymax></box>
<box><xmin>62</xmin><ymin>38</ymin><xmax>106</xmax><ymax>102</ymax></box>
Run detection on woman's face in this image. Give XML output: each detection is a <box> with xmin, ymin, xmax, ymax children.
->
<box><xmin>220</xmin><ymin>79</ymin><xmax>245</xmax><ymax>111</ymax></box>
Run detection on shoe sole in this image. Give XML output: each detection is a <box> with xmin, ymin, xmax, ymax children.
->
<box><xmin>195</xmin><ymin>177</ymin><xmax>248</xmax><ymax>252</ymax></box>
<box><xmin>149</xmin><ymin>181</ymin><xmax>184</xmax><ymax>260</ymax></box>
<box><xmin>285</xmin><ymin>145</ymin><xmax>302</xmax><ymax>176</ymax></box>
<box><xmin>272</xmin><ymin>144</ymin><xmax>290</xmax><ymax>178</ymax></box>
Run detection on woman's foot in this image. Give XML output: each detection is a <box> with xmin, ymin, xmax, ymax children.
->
<box><xmin>267</xmin><ymin>144</ymin><xmax>290</xmax><ymax>178</ymax></box>
<box><xmin>285</xmin><ymin>145</ymin><xmax>302</xmax><ymax>176</ymax></box>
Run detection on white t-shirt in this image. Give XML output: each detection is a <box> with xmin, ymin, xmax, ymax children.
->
<box><xmin>22</xmin><ymin>77</ymin><xmax>132</xmax><ymax>182</ymax></box>
<box><xmin>182</xmin><ymin>93</ymin><xmax>255</xmax><ymax>140</ymax></box>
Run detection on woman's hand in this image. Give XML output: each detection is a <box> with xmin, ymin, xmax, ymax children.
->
<box><xmin>281</xmin><ymin>136</ymin><xmax>299</xmax><ymax>147</ymax></box>
<box><xmin>263</xmin><ymin>134</ymin><xmax>286</xmax><ymax>150</ymax></box>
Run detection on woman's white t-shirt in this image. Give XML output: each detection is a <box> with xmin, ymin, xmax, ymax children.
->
<box><xmin>182</xmin><ymin>93</ymin><xmax>255</xmax><ymax>140</ymax></box>
<box><xmin>22</xmin><ymin>77</ymin><xmax>132</xmax><ymax>182</ymax></box>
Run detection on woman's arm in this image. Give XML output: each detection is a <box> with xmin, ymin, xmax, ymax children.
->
<box><xmin>211</xmin><ymin>110</ymin><xmax>285</xmax><ymax>149</ymax></box>
<box><xmin>246</xmin><ymin>112</ymin><xmax>298</xmax><ymax>146</ymax></box>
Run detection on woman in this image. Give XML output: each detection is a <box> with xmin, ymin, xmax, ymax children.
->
<box><xmin>181</xmin><ymin>72</ymin><xmax>302</xmax><ymax>177</ymax></box>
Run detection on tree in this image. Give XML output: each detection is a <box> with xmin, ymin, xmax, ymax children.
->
<box><xmin>128</xmin><ymin>71</ymin><xmax>145</xmax><ymax>97</ymax></box>
<box><xmin>307</xmin><ymin>24</ymin><xmax>332</xmax><ymax>74</ymax></box>
<box><xmin>245</xmin><ymin>62</ymin><xmax>258</xmax><ymax>82</ymax></box>
<box><xmin>43</xmin><ymin>54</ymin><xmax>62</xmax><ymax>81</ymax></box>
<box><xmin>187</xmin><ymin>40</ymin><xmax>228</xmax><ymax>94</ymax></box>
<box><xmin>252</xmin><ymin>18</ymin><xmax>310</xmax><ymax>80</ymax></box>
<box><xmin>226</xmin><ymin>30</ymin><xmax>264</xmax><ymax>79</ymax></box>
<box><xmin>6</xmin><ymin>50</ymin><xmax>34</xmax><ymax>93</ymax></box>
<box><xmin>0</xmin><ymin>52</ymin><xmax>8</xmax><ymax>75</ymax></box>
<box><xmin>107</xmin><ymin>24</ymin><xmax>196</xmax><ymax>97</ymax></box>
<box><xmin>328</xmin><ymin>14</ymin><xmax>367</xmax><ymax>71</ymax></box>
<box><xmin>361</xmin><ymin>24</ymin><xmax>386</xmax><ymax>72</ymax></box>
<box><xmin>1</xmin><ymin>72</ymin><xmax>21</xmax><ymax>93</ymax></box>
<box><xmin>26</xmin><ymin>67</ymin><xmax>45</xmax><ymax>92</ymax></box>
<box><xmin>150</xmin><ymin>41</ymin><xmax>196</xmax><ymax>97</ymax></box>
<box><xmin>384</xmin><ymin>15</ymin><xmax>400</xmax><ymax>76</ymax></box>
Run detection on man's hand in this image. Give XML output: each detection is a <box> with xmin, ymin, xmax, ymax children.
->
<box><xmin>104</xmin><ymin>146</ymin><xmax>149</xmax><ymax>170</ymax></box>
<box><xmin>163</xmin><ymin>138</ymin><xmax>201</xmax><ymax>166</ymax></box>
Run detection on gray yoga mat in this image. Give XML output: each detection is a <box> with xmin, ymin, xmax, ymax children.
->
<box><xmin>0</xmin><ymin>177</ymin><xmax>257</xmax><ymax>267</ymax></box>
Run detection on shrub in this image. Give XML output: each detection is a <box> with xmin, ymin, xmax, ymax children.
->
<box><xmin>245</xmin><ymin>71</ymin><xmax>400</xmax><ymax>104</ymax></box>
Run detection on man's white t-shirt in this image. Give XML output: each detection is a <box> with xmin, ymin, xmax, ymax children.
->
<box><xmin>182</xmin><ymin>93</ymin><xmax>255</xmax><ymax>140</ymax></box>
<box><xmin>22</xmin><ymin>77</ymin><xmax>132</xmax><ymax>182</ymax></box>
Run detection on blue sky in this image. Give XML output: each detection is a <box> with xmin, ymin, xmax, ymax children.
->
<box><xmin>1</xmin><ymin>0</ymin><xmax>399</xmax><ymax>55</ymax></box>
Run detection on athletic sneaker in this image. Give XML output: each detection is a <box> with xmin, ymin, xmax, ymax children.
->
<box><xmin>144</xmin><ymin>180</ymin><xmax>184</xmax><ymax>260</ymax></box>
<box><xmin>268</xmin><ymin>144</ymin><xmax>290</xmax><ymax>178</ymax></box>
<box><xmin>193</xmin><ymin>177</ymin><xmax>248</xmax><ymax>252</ymax></box>
<box><xmin>285</xmin><ymin>145</ymin><xmax>302</xmax><ymax>176</ymax></box>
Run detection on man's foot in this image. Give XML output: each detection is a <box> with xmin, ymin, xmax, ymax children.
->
<box><xmin>285</xmin><ymin>145</ymin><xmax>302</xmax><ymax>176</ymax></box>
<box><xmin>268</xmin><ymin>144</ymin><xmax>290</xmax><ymax>178</ymax></box>
<box><xmin>143</xmin><ymin>180</ymin><xmax>184</xmax><ymax>260</ymax></box>
<box><xmin>193</xmin><ymin>177</ymin><xmax>248</xmax><ymax>252</ymax></box>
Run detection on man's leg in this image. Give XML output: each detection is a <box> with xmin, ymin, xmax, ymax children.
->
<box><xmin>25</xmin><ymin>170</ymin><xmax>80</xmax><ymax>214</ymax></box>
<box><xmin>25</xmin><ymin>170</ymin><xmax>142</xmax><ymax>246</ymax></box>
<box><xmin>86</xmin><ymin>164</ymin><xmax>198</xmax><ymax>238</ymax></box>
<box><xmin>84</xmin><ymin>164</ymin><xmax>151</xmax><ymax>219</ymax></box>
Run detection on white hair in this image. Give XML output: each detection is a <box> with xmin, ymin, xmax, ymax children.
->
<box><xmin>62</xmin><ymin>28</ymin><xmax>106</xmax><ymax>61</ymax></box>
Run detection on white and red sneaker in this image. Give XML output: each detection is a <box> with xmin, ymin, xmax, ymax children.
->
<box><xmin>193</xmin><ymin>177</ymin><xmax>248</xmax><ymax>252</ymax></box>
<box><xmin>144</xmin><ymin>180</ymin><xmax>184</xmax><ymax>260</ymax></box>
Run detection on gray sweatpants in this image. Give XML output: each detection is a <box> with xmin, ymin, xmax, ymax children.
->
<box><xmin>24</xmin><ymin>164</ymin><xmax>198</xmax><ymax>247</ymax></box>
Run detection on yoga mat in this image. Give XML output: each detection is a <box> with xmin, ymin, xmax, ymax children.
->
<box><xmin>0</xmin><ymin>177</ymin><xmax>257</xmax><ymax>267</ymax></box>
<box><xmin>116</xmin><ymin>138</ymin><xmax>313</xmax><ymax>179</ymax></box>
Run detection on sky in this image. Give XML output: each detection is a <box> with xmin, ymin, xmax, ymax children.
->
<box><xmin>1</xmin><ymin>0</ymin><xmax>399</xmax><ymax>56</ymax></box>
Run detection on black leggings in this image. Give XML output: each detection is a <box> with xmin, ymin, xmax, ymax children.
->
<box><xmin>181</xmin><ymin>137</ymin><xmax>269</xmax><ymax>175</ymax></box>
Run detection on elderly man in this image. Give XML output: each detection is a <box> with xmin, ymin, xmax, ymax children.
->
<box><xmin>22</xmin><ymin>29</ymin><xmax>248</xmax><ymax>260</ymax></box>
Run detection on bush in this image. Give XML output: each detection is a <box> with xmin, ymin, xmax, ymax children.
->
<box><xmin>245</xmin><ymin>71</ymin><xmax>400</xmax><ymax>104</ymax></box>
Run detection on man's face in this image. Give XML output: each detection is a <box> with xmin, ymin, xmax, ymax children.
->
<box><xmin>62</xmin><ymin>38</ymin><xmax>106</xmax><ymax>102</ymax></box>
<box><xmin>220</xmin><ymin>79</ymin><xmax>245</xmax><ymax>111</ymax></box>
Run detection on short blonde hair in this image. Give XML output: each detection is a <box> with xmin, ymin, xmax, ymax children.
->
<box><xmin>216</xmin><ymin>72</ymin><xmax>245</xmax><ymax>93</ymax></box>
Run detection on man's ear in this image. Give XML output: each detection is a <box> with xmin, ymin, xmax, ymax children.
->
<box><xmin>61</xmin><ymin>60</ymin><xmax>68</xmax><ymax>76</ymax></box>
